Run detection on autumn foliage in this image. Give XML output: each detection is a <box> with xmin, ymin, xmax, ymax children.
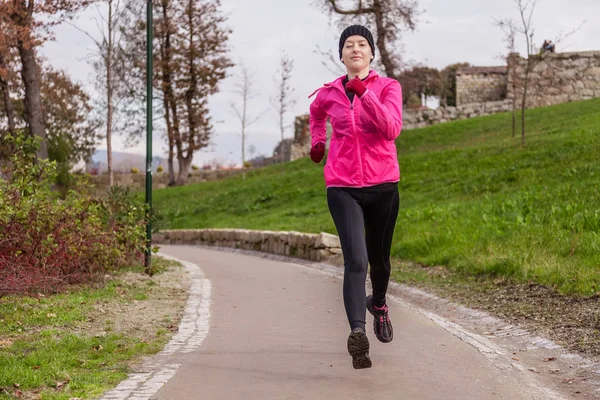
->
<box><xmin>0</xmin><ymin>134</ymin><xmax>147</xmax><ymax>296</ymax></box>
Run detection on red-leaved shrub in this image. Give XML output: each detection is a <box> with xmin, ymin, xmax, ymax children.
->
<box><xmin>0</xmin><ymin>134</ymin><xmax>146</xmax><ymax>295</ymax></box>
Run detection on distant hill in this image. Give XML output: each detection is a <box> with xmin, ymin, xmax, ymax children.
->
<box><xmin>88</xmin><ymin>150</ymin><xmax>169</xmax><ymax>173</ymax></box>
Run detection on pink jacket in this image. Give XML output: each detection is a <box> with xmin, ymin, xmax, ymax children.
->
<box><xmin>309</xmin><ymin>70</ymin><xmax>403</xmax><ymax>188</ymax></box>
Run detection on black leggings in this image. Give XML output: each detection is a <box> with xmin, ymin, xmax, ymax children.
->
<box><xmin>327</xmin><ymin>183</ymin><xmax>400</xmax><ymax>331</ymax></box>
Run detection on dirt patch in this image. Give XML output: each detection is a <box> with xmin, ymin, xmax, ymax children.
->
<box><xmin>396</xmin><ymin>262</ymin><xmax>600</xmax><ymax>361</ymax></box>
<box><xmin>71</xmin><ymin>262</ymin><xmax>190</xmax><ymax>342</ymax></box>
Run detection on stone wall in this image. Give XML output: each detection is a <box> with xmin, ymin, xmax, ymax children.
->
<box><xmin>403</xmin><ymin>100</ymin><xmax>514</xmax><ymax>129</ymax></box>
<box><xmin>456</xmin><ymin>66</ymin><xmax>508</xmax><ymax>106</ymax></box>
<box><xmin>507</xmin><ymin>51</ymin><xmax>600</xmax><ymax>108</ymax></box>
<box><xmin>153</xmin><ymin>229</ymin><xmax>343</xmax><ymax>264</ymax></box>
<box><xmin>290</xmin><ymin>114</ymin><xmax>332</xmax><ymax>161</ymax></box>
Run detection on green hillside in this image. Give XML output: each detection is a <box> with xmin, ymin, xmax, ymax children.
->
<box><xmin>154</xmin><ymin>99</ymin><xmax>600</xmax><ymax>295</ymax></box>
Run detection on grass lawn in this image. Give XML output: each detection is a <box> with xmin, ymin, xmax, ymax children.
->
<box><xmin>0</xmin><ymin>258</ymin><xmax>181</xmax><ymax>400</ymax></box>
<box><xmin>153</xmin><ymin>98</ymin><xmax>600</xmax><ymax>295</ymax></box>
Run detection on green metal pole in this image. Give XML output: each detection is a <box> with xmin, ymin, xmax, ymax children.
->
<box><xmin>144</xmin><ymin>0</ymin><xmax>153</xmax><ymax>274</ymax></box>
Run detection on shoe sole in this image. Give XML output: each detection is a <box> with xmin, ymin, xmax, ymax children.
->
<box><xmin>347</xmin><ymin>330</ymin><xmax>372</xmax><ymax>369</ymax></box>
<box><xmin>366</xmin><ymin>295</ymin><xmax>393</xmax><ymax>344</ymax></box>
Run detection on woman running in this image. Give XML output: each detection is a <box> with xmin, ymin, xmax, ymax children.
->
<box><xmin>308</xmin><ymin>24</ymin><xmax>403</xmax><ymax>369</ymax></box>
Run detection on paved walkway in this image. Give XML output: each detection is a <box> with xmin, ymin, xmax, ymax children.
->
<box><xmin>102</xmin><ymin>245</ymin><xmax>573</xmax><ymax>400</ymax></box>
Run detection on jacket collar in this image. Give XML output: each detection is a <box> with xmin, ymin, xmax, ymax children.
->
<box><xmin>308</xmin><ymin>69</ymin><xmax>380</xmax><ymax>98</ymax></box>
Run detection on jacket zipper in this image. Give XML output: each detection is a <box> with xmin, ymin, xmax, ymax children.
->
<box><xmin>350</xmin><ymin>98</ymin><xmax>364</xmax><ymax>186</ymax></box>
<box><xmin>333</xmin><ymin>75</ymin><xmax>377</xmax><ymax>187</ymax></box>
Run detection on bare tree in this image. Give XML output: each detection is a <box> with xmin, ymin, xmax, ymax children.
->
<box><xmin>497</xmin><ymin>0</ymin><xmax>583</xmax><ymax>145</ymax></box>
<box><xmin>156</xmin><ymin>0</ymin><xmax>179</xmax><ymax>186</ymax></box>
<box><xmin>314</xmin><ymin>42</ymin><xmax>346</xmax><ymax>76</ymax></box>
<box><xmin>119</xmin><ymin>0</ymin><xmax>233</xmax><ymax>186</ymax></box>
<box><xmin>271</xmin><ymin>50</ymin><xmax>295</xmax><ymax>168</ymax></box>
<box><xmin>173</xmin><ymin>0</ymin><xmax>233</xmax><ymax>185</ymax></box>
<box><xmin>72</xmin><ymin>0</ymin><xmax>128</xmax><ymax>186</ymax></box>
<box><xmin>98</xmin><ymin>0</ymin><xmax>122</xmax><ymax>186</ymax></box>
<box><xmin>497</xmin><ymin>21</ymin><xmax>518</xmax><ymax>138</ymax></box>
<box><xmin>231</xmin><ymin>64</ymin><xmax>265</xmax><ymax>176</ymax></box>
<box><xmin>317</xmin><ymin>0</ymin><xmax>421</xmax><ymax>80</ymax></box>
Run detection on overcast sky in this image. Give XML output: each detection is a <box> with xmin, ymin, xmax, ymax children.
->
<box><xmin>40</xmin><ymin>0</ymin><xmax>599</xmax><ymax>166</ymax></box>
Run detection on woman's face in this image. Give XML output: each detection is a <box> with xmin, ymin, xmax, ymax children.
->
<box><xmin>341</xmin><ymin>35</ymin><xmax>372</xmax><ymax>72</ymax></box>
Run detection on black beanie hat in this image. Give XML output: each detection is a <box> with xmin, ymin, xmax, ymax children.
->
<box><xmin>338</xmin><ymin>25</ymin><xmax>375</xmax><ymax>60</ymax></box>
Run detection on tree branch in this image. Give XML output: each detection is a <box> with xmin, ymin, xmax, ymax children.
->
<box><xmin>326</xmin><ymin>0</ymin><xmax>374</xmax><ymax>15</ymax></box>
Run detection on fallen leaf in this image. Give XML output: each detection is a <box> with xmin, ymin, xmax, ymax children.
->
<box><xmin>512</xmin><ymin>357</ymin><xmax>520</xmax><ymax>361</ymax></box>
<box><xmin>550</xmin><ymin>368</ymin><xmax>561</xmax><ymax>373</ymax></box>
<box><xmin>47</xmin><ymin>313</ymin><xmax>57</xmax><ymax>318</ymax></box>
<box><xmin>56</xmin><ymin>379</ymin><xmax>69</xmax><ymax>389</ymax></box>
<box><xmin>15</xmin><ymin>389</ymin><xmax>23</xmax><ymax>398</ymax></box>
<box><xmin>94</xmin><ymin>345</ymin><xmax>103</xmax><ymax>351</ymax></box>
<box><xmin>13</xmin><ymin>383</ymin><xmax>20</xmax><ymax>388</ymax></box>
<box><xmin>32</xmin><ymin>365</ymin><xmax>41</xmax><ymax>370</ymax></box>
<box><xmin>544</xmin><ymin>357</ymin><xmax>556</xmax><ymax>362</ymax></box>
<box><xmin>0</xmin><ymin>339</ymin><xmax>13</xmax><ymax>348</ymax></box>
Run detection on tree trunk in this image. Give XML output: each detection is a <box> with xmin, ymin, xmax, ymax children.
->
<box><xmin>176</xmin><ymin>155</ymin><xmax>191</xmax><ymax>185</ymax></box>
<box><xmin>372</xmin><ymin>0</ymin><xmax>398</xmax><ymax>80</ymax></box>
<box><xmin>161</xmin><ymin>55</ymin><xmax>176</xmax><ymax>186</ymax></box>
<box><xmin>508</xmin><ymin>57</ymin><xmax>517</xmax><ymax>138</ymax></box>
<box><xmin>167</xmin><ymin>144</ymin><xmax>175</xmax><ymax>185</ymax></box>
<box><xmin>18</xmin><ymin>36</ymin><xmax>48</xmax><ymax>159</ymax></box>
<box><xmin>0</xmin><ymin>55</ymin><xmax>16</xmax><ymax>136</ymax></box>
<box><xmin>181</xmin><ymin>0</ymin><xmax>197</xmax><ymax>179</ymax></box>
<box><xmin>162</xmin><ymin>77</ymin><xmax>175</xmax><ymax>186</ymax></box>
<box><xmin>512</xmin><ymin>98</ymin><xmax>516</xmax><ymax>138</ymax></box>
<box><xmin>280</xmin><ymin>113</ymin><xmax>284</xmax><ymax>170</ymax></box>
<box><xmin>106</xmin><ymin>0</ymin><xmax>114</xmax><ymax>187</ymax></box>
<box><xmin>159</xmin><ymin>0</ymin><xmax>179</xmax><ymax>186</ymax></box>
<box><xmin>241</xmin><ymin>123</ymin><xmax>246</xmax><ymax>176</ymax></box>
<box><xmin>521</xmin><ymin>60</ymin><xmax>531</xmax><ymax>146</ymax></box>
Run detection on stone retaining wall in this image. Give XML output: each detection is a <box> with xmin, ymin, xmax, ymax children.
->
<box><xmin>507</xmin><ymin>51</ymin><xmax>600</xmax><ymax>108</ymax></box>
<box><xmin>154</xmin><ymin>229</ymin><xmax>343</xmax><ymax>264</ymax></box>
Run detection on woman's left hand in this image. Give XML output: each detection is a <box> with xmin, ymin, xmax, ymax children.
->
<box><xmin>346</xmin><ymin>76</ymin><xmax>367</xmax><ymax>97</ymax></box>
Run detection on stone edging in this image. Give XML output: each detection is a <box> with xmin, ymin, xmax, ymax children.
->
<box><xmin>153</xmin><ymin>229</ymin><xmax>343</xmax><ymax>264</ymax></box>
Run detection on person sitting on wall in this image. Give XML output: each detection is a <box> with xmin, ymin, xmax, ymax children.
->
<box><xmin>541</xmin><ymin>40</ymin><xmax>556</xmax><ymax>54</ymax></box>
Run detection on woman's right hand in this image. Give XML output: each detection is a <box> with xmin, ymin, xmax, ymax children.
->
<box><xmin>310</xmin><ymin>142</ymin><xmax>325</xmax><ymax>163</ymax></box>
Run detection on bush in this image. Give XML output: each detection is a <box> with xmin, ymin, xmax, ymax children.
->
<box><xmin>48</xmin><ymin>134</ymin><xmax>75</xmax><ymax>197</ymax></box>
<box><xmin>156</xmin><ymin>165</ymin><xmax>164</xmax><ymax>173</ymax></box>
<box><xmin>0</xmin><ymin>134</ymin><xmax>147</xmax><ymax>295</ymax></box>
<box><xmin>407</xmin><ymin>93</ymin><xmax>422</xmax><ymax>109</ymax></box>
